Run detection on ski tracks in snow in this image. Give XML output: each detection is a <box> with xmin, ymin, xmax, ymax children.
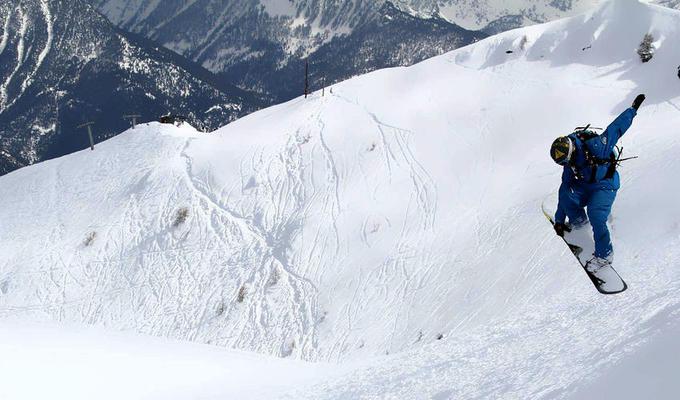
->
<box><xmin>179</xmin><ymin>136</ymin><xmax>321</xmax><ymax>359</ymax></box>
<box><xmin>314</xmin><ymin>113</ymin><xmax>342</xmax><ymax>258</ymax></box>
<box><xmin>333</xmin><ymin>92</ymin><xmax>438</xmax><ymax>232</ymax></box>
<box><xmin>321</xmin><ymin>92</ymin><xmax>443</xmax><ymax>357</ymax></box>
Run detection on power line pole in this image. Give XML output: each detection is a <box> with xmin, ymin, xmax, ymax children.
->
<box><xmin>77</xmin><ymin>122</ymin><xmax>96</xmax><ymax>151</ymax></box>
<box><xmin>123</xmin><ymin>114</ymin><xmax>141</xmax><ymax>129</ymax></box>
<box><xmin>304</xmin><ymin>59</ymin><xmax>309</xmax><ymax>98</ymax></box>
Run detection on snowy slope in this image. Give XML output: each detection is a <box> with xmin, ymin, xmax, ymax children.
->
<box><xmin>0</xmin><ymin>321</ymin><xmax>338</xmax><ymax>400</ymax></box>
<box><xmin>3</xmin><ymin>0</ymin><xmax>680</xmax><ymax>398</ymax></box>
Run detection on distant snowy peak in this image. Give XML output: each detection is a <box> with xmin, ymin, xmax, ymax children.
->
<box><xmin>390</xmin><ymin>0</ymin><xmax>601</xmax><ymax>30</ymax></box>
<box><xmin>93</xmin><ymin>0</ymin><xmax>389</xmax><ymax>73</ymax></box>
<box><xmin>90</xmin><ymin>0</ymin><xmax>607</xmax><ymax>74</ymax></box>
<box><xmin>93</xmin><ymin>0</ymin><xmax>680</xmax><ymax>48</ymax></box>
<box><xmin>96</xmin><ymin>0</ymin><xmax>379</xmax><ymax>32</ymax></box>
<box><xmin>90</xmin><ymin>0</ymin><xmax>486</xmax><ymax>102</ymax></box>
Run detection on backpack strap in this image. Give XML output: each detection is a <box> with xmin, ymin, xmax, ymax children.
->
<box><xmin>570</xmin><ymin>129</ymin><xmax>618</xmax><ymax>183</ymax></box>
<box><xmin>574</xmin><ymin>131</ymin><xmax>599</xmax><ymax>183</ymax></box>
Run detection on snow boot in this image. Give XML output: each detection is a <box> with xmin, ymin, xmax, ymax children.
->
<box><xmin>585</xmin><ymin>255</ymin><xmax>612</xmax><ymax>273</ymax></box>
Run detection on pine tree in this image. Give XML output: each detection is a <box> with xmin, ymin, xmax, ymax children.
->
<box><xmin>637</xmin><ymin>34</ymin><xmax>654</xmax><ymax>63</ymax></box>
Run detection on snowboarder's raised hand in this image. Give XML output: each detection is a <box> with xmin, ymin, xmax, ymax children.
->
<box><xmin>554</xmin><ymin>222</ymin><xmax>571</xmax><ymax>237</ymax></box>
<box><xmin>632</xmin><ymin>94</ymin><xmax>646</xmax><ymax>110</ymax></box>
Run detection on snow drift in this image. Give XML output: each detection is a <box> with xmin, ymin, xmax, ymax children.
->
<box><xmin>2</xmin><ymin>0</ymin><xmax>680</xmax><ymax>398</ymax></box>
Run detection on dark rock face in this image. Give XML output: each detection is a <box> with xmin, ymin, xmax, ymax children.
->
<box><xmin>656</xmin><ymin>0</ymin><xmax>680</xmax><ymax>9</ymax></box>
<box><xmin>236</xmin><ymin>2</ymin><xmax>487</xmax><ymax>103</ymax></box>
<box><xmin>0</xmin><ymin>0</ymin><xmax>263</xmax><ymax>175</ymax></box>
<box><xmin>481</xmin><ymin>15</ymin><xmax>525</xmax><ymax>36</ymax></box>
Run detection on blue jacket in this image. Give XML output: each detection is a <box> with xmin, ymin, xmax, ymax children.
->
<box><xmin>555</xmin><ymin>108</ymin><xmax>637</xmax><ymax>225</ymax></box>
<box><xmin>560</xmin><ymin>107</ymin><xmax>637</xmax><ymax>191</ymax></box>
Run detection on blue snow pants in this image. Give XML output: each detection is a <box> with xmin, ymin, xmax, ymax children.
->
<box><xmin>557</xmin><ymin>183</ymin><xmax>617</xmax><ymax>258</ymax></box>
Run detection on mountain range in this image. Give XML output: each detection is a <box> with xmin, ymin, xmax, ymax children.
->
<box><xmin>0</xmin><ymin>0</ymin><xmax>263</xmax><ymax>175</ymax></box>
<box><xmin>91</xmin><ymin>0</ymin><xmax>502</xmax><ymax>100</ymax></box>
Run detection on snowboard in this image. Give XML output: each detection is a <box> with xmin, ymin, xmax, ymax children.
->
<box><xmin>541</xmin><ymin>202</ymin><xmax>627</xmax><ymax>295</ymax></box>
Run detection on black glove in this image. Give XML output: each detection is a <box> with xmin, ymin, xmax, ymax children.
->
<box><xmin>632</xmin><ymin>94</ymin><xmax>646</xmax><ymax>110</ymax></box>
<box><xmin>554</xmin><ymin>222</ymin><xmax>571</xmax><ymax>237</ymax></box>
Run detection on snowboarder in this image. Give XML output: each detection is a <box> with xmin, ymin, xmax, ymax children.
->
<box><xmin>549</xmin><ymin>94</ymin><xmax>646</xmax><ymax>272</ymax></box>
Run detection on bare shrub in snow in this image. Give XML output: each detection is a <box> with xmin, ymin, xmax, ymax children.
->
<box><xmin>637</xmin><ymin>33</ymin><xmax>655</xmax><ymax>63</ymax></box>
<box><xmin>282</xmin><ymin>340</ymin><xmax>296</xmax><ymax>357</ymax></box>
<box><xmin>83</xmin><ymin>231</ymin><xmax>97</xmax><ymax>247</ymax></box>
<box><xmin>0</xmin><ymin>280</ymin><xmax>9</xmax><ymax>294</ymax></box>
<box><xmin>173</xmin><ymin>207</ymin><xmax>189</xmax><ymax>227</ymax></box>
<box><xmin>519</xmin><ymin>35</ymin><xmax>528</xmax><ymax>51</ymax></box>
<box><xmin>237</xmin><ymin>286</ymin><xmax>247</xmax><ymax>303</ymax></box>
<box><xmin>318</xmin><ymin>311</ymin><xmax>328</xmax><ymax>323</ymax></box>
<box><xmin>297</xmin><ymin>134</ymin><xmax>311</xmax><ymax>145</ymax></box>
<box><xmin>215</xmin><ymin>302</ymin><xmax>225</xmax><ymax>316</ymax></box>
<box><xmin>267</xmin><ymin>267</ymin><xmax>280</xmax><ymax>286</ymax></box>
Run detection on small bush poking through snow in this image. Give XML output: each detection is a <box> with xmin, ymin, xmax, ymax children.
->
<box><xmin>0</xmin><ymin>280</ymin><xmax>9</xmax><ymax>294</ymax></box>
<box><xmin>173</xmin><ymin>207</ymin><xmax>189</xmax><ymax>227</ymax></box>
<box><xmin>83</xmin><ymin>231</ymin><xmax>97</xmax><ymax>247</ymax></box>
<box><xmin>637</xmin><ymin>33</ymin><xmax>655</xmax><ymax>63</ymax></box>
<box><xmin>519</xmin><ymin>35</ymin><xmax>528</xmax><ymax>51</ymax></box>
<box><xmin>282</xmin><ymin>340</ymin><xmax>296</xmax><ymax>357</ymax></box>
<box><xmin>318</xmin><ymin>311</ymin><xmax>328</xmax><ymax>323</ymax></box>
<box><xmin>237</xmin><ymin>286</ymin><xmax>247</xmax><ymax>303</ymax></box>
<box><xmin>267</xmin><ymin>268</ymin><xmax>280</xmax><ymax>286</ymax></box>
<box><xmin>215</xmin><ymin>302</ymin><xmax>225</xmax><ymax>316</ymax></box>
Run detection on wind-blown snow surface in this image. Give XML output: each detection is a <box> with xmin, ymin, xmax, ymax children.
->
<box><xmin>2</xmin><ymin>0</ymin><xmax>680</xmax><ymax>398</ymax></box>
<box><xmin>0</xmin><ymin>321</ymin><xmax>338</xmax><ymax>400</ymax></box>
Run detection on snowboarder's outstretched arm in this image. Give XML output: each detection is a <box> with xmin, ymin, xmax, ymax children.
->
<box><xmin>601</xmin><ymin>94</ymin><xmax>645</xmax><ymax>154</ymax></box>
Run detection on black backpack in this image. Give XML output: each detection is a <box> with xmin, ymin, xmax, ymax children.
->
<box><xmin>568</xmin><ymin>126</ymin><xmax>620</xmax><ymax>183</ymax></box>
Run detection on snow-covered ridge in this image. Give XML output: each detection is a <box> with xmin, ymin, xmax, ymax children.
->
<box><xmin>3</xmin><ymin>0</ymin><xmax>680</xmax><ymax>397</ymax></box>
<box><xmin>0</xmin><ymin>321</ymin><xmax>338</xmax><ymax>400</ymax></box>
